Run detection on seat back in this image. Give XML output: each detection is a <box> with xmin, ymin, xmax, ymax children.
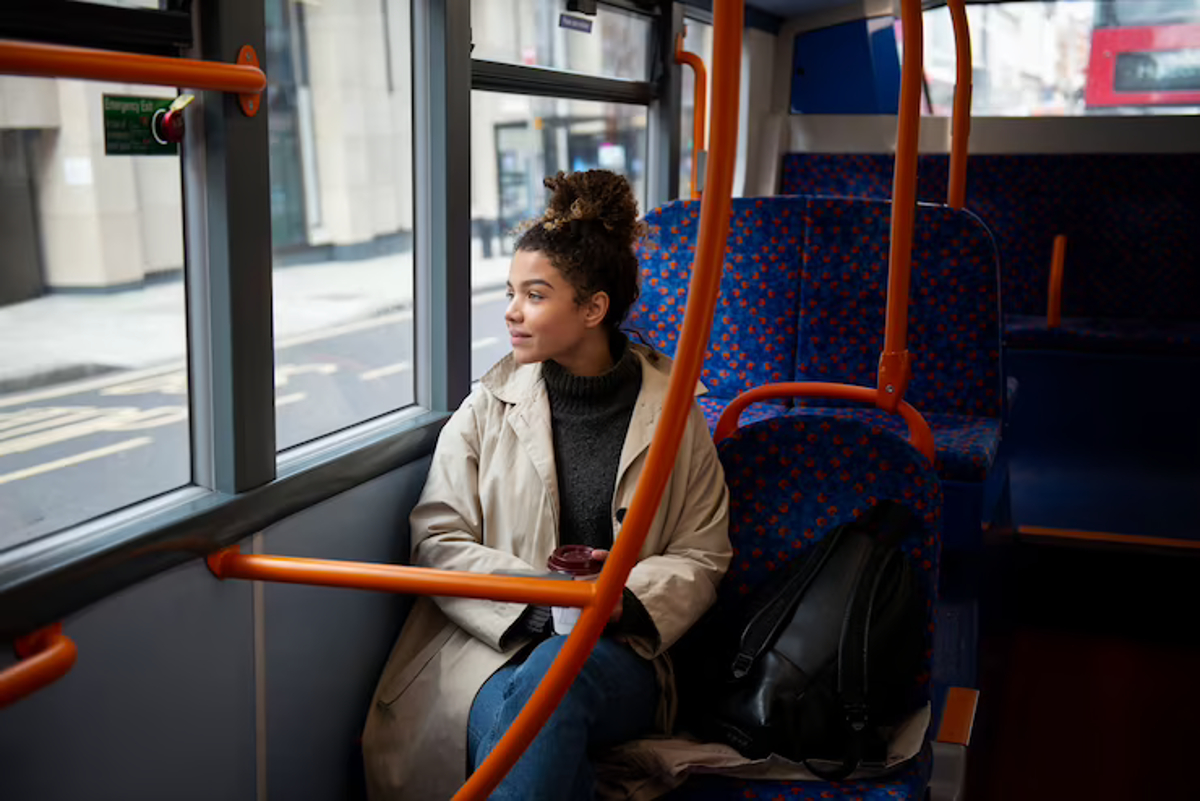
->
<box><xmin>782</xmin><ymin>151</ymin><xmax>1200</xmax><ymax>322</ymax></box>
<box><xmin>631</xmin><ymin>198</ymin><xmax>806</xmax><ymax>399</ymax></box>
<box><xmin>796</xmin><ymin>196</ymin><xmax>1002</xmax><ymax>418</ymax></box>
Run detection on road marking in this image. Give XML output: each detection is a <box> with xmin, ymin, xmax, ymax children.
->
<box><xmin>0</xmin><ymin>407</ymin><xmax>76</xmax><ymax>432</ymax></box>
<box><xmin>276</xmin><ymin>392</ymin><xmax>306</xmax><ymax>407</ymax></box>
<box><xmin>0</xmin><ymin>406</ymin><xmax>187</xmax><ymax>457</ymax></box>
<box><xmin>275</xmin><ymin>363</ymin><xmax>337</xmax><ymax>387</ymax></box>
<box><xmin>472</xmin><ymin>337</ymin><xmax>499</xmax><ymax>350</ymax></box>
<box><xmin>360</xmin><ymin>361</ymin><xmax>411</xmax><ymax>381</ymax></box>
<box><xmin>0</xmin><ymin>437</ymin><xmax>152</xmax><ymax>485</ymax></box>
<box><xmin>0</xmin><ymin>408</ymin><xmax>110</xmax><ymax>442</ymax></box>
<box><xmin>102</xmin><ymin>371</ymin><xmax>188</xmax><ymax>397</ymax></box>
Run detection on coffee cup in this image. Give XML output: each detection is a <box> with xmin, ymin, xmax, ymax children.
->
<box><xmin>546</xmin><ymin>544</ymin><xmax>604</xmax><ymax>635</ymax></box>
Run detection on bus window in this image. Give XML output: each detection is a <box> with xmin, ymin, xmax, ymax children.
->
<box><xmin>0</xmin><ymin>79</ymin><xmax>189</xmax><ymax>548</ymax></box>
<box><xmin>266</xmin><ymin>0</ymin><xmax>417</xmax><ymax>452</ymax></box>
<box><xmin>914</xmin><ymin>1</ymin><xmax>1200</xmax><ymax>116</ymax></box>
<box><xmin>680</xmin><ymin>17</ymin><xmax>713</xmax><ymax>200</ymax></box>
<box><xmin>471</xmin><ymin>0</ymin><xmax>652</xmax><ymax>82</ymax></box>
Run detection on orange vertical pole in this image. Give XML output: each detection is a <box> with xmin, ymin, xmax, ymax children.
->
<box><xmin>676</xmin><ymin>31</ymin><xmax>708</xmax><ymax>200</ymax></box>
<box><xmin>452</xmin><ymin>1</ymin><xmax>743</xmax><ymax>799</ymax></box>
<box><xmin>947</xmin><ymin>0</ymin><xmax>972</xmax><ymax>210</ymax></box>
<box><xmin>1047</xmin><ymin>234</ymin><xmax>1067</xmax><ymax>328</ymax></box>
<box><xmin>877</xmin><ymin>0</ymin><xmax>923</xmax><ymax>413</ymax></box>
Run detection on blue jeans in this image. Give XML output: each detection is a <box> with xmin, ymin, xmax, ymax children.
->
<box><xmin>468</xmin><ymin>635</ymin><xmax>658</xmax><ymax>800</ymax></box>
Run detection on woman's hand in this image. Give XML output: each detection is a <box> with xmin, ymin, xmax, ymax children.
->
<box><xmin>589</xmin><ymin>549</ymin><xmax>623</xmax><ymax>624</ymax></box>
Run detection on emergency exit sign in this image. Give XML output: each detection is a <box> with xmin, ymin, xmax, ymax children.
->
<box><xmin>102</xmin><ymin>95</ymin><xmax>178</xmax><ymax>156</ymax></box>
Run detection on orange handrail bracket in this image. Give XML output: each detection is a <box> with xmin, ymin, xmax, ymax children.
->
<box><xmin>455</xmin><ymin>2</ymin><xmax>743</xmax><ymax>798</ymax></box>
<box><xmin>878</xmin><ymin>0</ymin><xmax>924</xmax><ymax>414</ymax></box>
<box><xmin>0</xmin><ymin>39</ymin><xmax>265</xmax><ymax>116</ymax></box>
<box><xmin>207</xmin><ymin>545</ymin><xmax>597</xmax><ymax>608</ymax></box>
<box><xmin>713</xmin><ymin>382</ymin><xmax>936</xmax><ymax>464</ymax></box>
<box><xmin>675</xmin><ymin>30</ymin><xmax>709</xmax><ymax>200</ymax></box>
<box><xmin>947</xmin><ymin>0</ymin><xmax>972</xmax><ymax>210</ymax></box>
<box><xmin>1047</xmin><ymin>234</ymin><xmax>1067</xmax><ymax>329</ymax></box>
<box><xmin>0</xmin><ymin>623</ymin><xmax>77</xmax><ymax>709</ymax></box>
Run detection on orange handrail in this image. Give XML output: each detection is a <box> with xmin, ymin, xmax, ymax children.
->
<box><xmin>1047</xmin><ymin>234</ymin><xmax>1067</xmax><ymax>328</ymax></box>
<box><xmin>0</xmin><ymin>624</ymin><xmax>77</xmax><ymax>709</ymax></box>
<box><xmin>0</xmin><ymin>39</ymin><xmax>265</xmax><ymax>114</ymax></box>
<box><xmin>713</xmin><ymin>382</ymin><xmax>936</xmax><ymax>463</ymax></box>
<box><xmin>208</xmin><ymin>546</ymin><xmax>596</xmax><ymax>608</ymax></box>
<box><xmin>947</xmin><ymin>0</ymin><xmax>972</xmax><ymax>210</ymax></box>
<box><xmin>676</xmin><ymin>30</ymin><xmax>708</xmax><ymax>200</ymax></box>
<box><xmin>454</xmin><ymin>2</ymin><xmax>741</xmax><ymax>797</ymax></box>
<box><xmin>877</xmin><ymin>0</ymin><xmax>924</xmax><ymax>412</ymax></box>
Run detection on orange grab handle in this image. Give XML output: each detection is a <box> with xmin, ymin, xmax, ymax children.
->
<box><xmin>947</xmin><ymin>0</ymin><xmax>972</xmax><ymax>210</ymax></box>
<box><xmin>455</xmin><ymin>2</ymin><xmax>742</xmax><ymax>798</ymax></box>
<box><xmin>207</xmin><ymin>546</ymin><xmax>597</xmax><ymax>608</ymax></box>
<box><xmin>1047</xmin><ymin>234</ymin><xmax>1066</xmax><ymax>329</ymax></box>
<box><xmin>675</xmin><ymin>31</ymin><xmax>708</xmax><ymax>200</ymax></box>
<box><xmin>713</xmin><ymin>382</ymin><xmax>936</xmax><ymax>464</ymax></box>
<box><xmin>0</xmin><ymin>623</ymin><xmax>77</xmax><ymax>710</ymax></box>
<box><xmin>878</xmin><ymin>0</ymin><xmax>924</xmax><ymax>413</ymax></box>
<box><xmin>0</xmin><ymin>39</ymin><xmax>266</xmax><ymax>95</ymax></box>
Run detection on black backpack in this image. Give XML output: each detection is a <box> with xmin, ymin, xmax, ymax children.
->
<box><xmin>676</xmin><ymin>500</ymin><xmax>928</xmax><ymax>780</ymax></box>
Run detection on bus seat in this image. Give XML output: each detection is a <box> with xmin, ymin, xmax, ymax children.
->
<box><xmin>631</xmin><ymin>197</ymin><xmax>805</xmax><ymax>415</ymax></box>
<box><xmin>794</xmin><ymin>197</ymin><xmax>1003</xmax><ymax>481</ymax></box>
<box><xmin>666</xmin><ymin>414</ymin><xmax>945</xmax><ymax>800</ymax></box>
<box><xmin>786</xmin><ymin>407</ymin><xmax>1000</xmax><ymax>483</ymax></box>
<box><xmin>781</xmin><ymin>151</ymin><xmax>1200</xmax><ymax>357</ymax></box>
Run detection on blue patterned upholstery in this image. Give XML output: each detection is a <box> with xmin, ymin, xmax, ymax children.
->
<box><xmin>696</xmin><ymin>397</ymin><xmax>787</xmax><ymax>433</ymax></box>
<box><xmin>666</xmin><ymin>744</ymin><xmax>932</xmax><ymax>800</ymax></box>
<box><xmin>668</xmin><ymin>415</ymin><xmax>942</xmax><ymax>799</ymax></box>
<box><xmin>781</xmin><ymin>152</ymin><xmax>1200</xmax><ymax>330</ymax></box>
<box><xmin>787</xmin><ymin>407</ymin><xmax>1001</xmax><ymax>483</ymax></box>
<box><xmin>796</xmin><ymin>197</ymin><xmax>1003</xmax><ymax>419</ymax></box>
<box><xmin>715</xmin><ymin>415</ymin><xmax>941</xmax><ymax>621</ymax></box>
<box><xmin>630</xmin><ymin>198</ymin><xmax>805</xmax><ymax>399</ymax></box>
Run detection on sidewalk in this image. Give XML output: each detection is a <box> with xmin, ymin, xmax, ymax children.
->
<box><xmin>0</xmin><ymin>247</ymin><xmax>513</xmax><ymax>395</ymax></box>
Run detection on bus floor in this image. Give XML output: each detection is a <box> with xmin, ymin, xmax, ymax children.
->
<box><xmin>964</xmin><ymin>538</ymin><xmax>1200</xmax><ymax>800</ymax></box>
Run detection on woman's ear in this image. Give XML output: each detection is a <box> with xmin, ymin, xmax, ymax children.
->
<box><xmin>582</xmin><ymin>291</ymin><xmax>610</xmax><ymax>329</ymax></box>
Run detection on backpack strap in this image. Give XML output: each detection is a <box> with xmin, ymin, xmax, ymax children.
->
<box><xmin>729</xmin><ymin>522</ymin><xmax>849</xmax><ymax>679</ymax></box>
<box><xmin>804</xmin><ymin>543</ymin><xmax>899</xmax><ymax>782</ymax></box>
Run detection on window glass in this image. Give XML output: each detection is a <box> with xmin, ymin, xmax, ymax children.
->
<box><xmin>680</xmin><ymin>18</ymin><xmax>713</xmax><ymax>200</ymax></box>
<box><xmin>267</xmin><ymin>0</ymin><xmax>416</xmax><ymax>452</ymax></box>
<box><xmin>914</xmin><ymin>0</ymin><xmax>1200</xmax><ymax>116</ymax></box>
<box><xmin>0</xmin><ymin>78</ymin><xmax>189</xmax><ymax>548</ymax></box>
<box><xmin>471</xmin><ymin>0</ymin><xmax>652</xmax><ymax>82</ymax></box>
<box><xmin>469</xmin><ymin>91</ymin><xmax>648</xmax><ymax>380</ymax></box>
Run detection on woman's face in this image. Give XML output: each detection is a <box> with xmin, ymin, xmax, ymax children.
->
<box><xmin>505</xmin><ymin>249</ymin><xmax>607</xmax><ymax>367</ymax></box>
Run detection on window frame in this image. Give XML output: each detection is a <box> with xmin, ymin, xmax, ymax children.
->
<box><xmin>0</xmin><ymin>0</ymin><xmax>456</xmax><ymax>640</ymax></box>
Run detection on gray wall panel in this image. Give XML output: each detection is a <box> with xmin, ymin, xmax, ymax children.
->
<box><xmin>0</xmin><ymin>560</ymin><xmax>256</xmax><ymax>801</ymax></box>
<box><xmin>262</xmin><ymin>457</ymin><xmax>429</xmax><ymax>801</ymax></box>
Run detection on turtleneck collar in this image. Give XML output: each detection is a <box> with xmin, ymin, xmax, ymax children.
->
<box><xmin>542</xmin><ymin>332</ymin><xmax>641</xmax><ymax>407</ymax></box>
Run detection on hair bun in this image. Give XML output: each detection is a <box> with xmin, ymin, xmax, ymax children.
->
<box><xmin>536</xmin><ymin>170</ymin><xmax>646</xmax><ymax>247</ymax></box>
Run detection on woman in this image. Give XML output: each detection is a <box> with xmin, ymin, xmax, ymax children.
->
<box><xmin>362</xmin><ymin>170</ymin><xmax>731</xmax><ymax>800</ymax></box>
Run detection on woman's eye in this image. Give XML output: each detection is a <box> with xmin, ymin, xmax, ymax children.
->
<box><xmin>505</xmin><ymin>291</ymin><xmax>514</xmax><ymax>300</ymax></box>
<box><xmin>528</xmin><ymin>293</ymin><xmax>543</xmax><ymax>301</ymax></box>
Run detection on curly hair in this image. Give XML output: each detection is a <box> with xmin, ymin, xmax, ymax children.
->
<box><xmin>514</xmin><ymin>170</ymin><xmax>647</xmax><ymax>332</ymax></box>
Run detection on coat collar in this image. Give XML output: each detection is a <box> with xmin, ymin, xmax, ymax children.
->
<box><xmin>480</xmin><ymin>342</ymin><xmax>708</xmax><ymax>513</ymax></box>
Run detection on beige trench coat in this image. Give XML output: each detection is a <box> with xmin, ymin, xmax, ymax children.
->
<box><xmin>362</xmin><ymin>344</ymin><xmax>732</xmax><ymax>800</ymax></box>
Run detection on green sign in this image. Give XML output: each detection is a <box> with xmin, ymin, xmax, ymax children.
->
<box><xmin>102</xmin><ymin>95</ymin><xmax>178</xmax><ymax>156</ymax></box>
